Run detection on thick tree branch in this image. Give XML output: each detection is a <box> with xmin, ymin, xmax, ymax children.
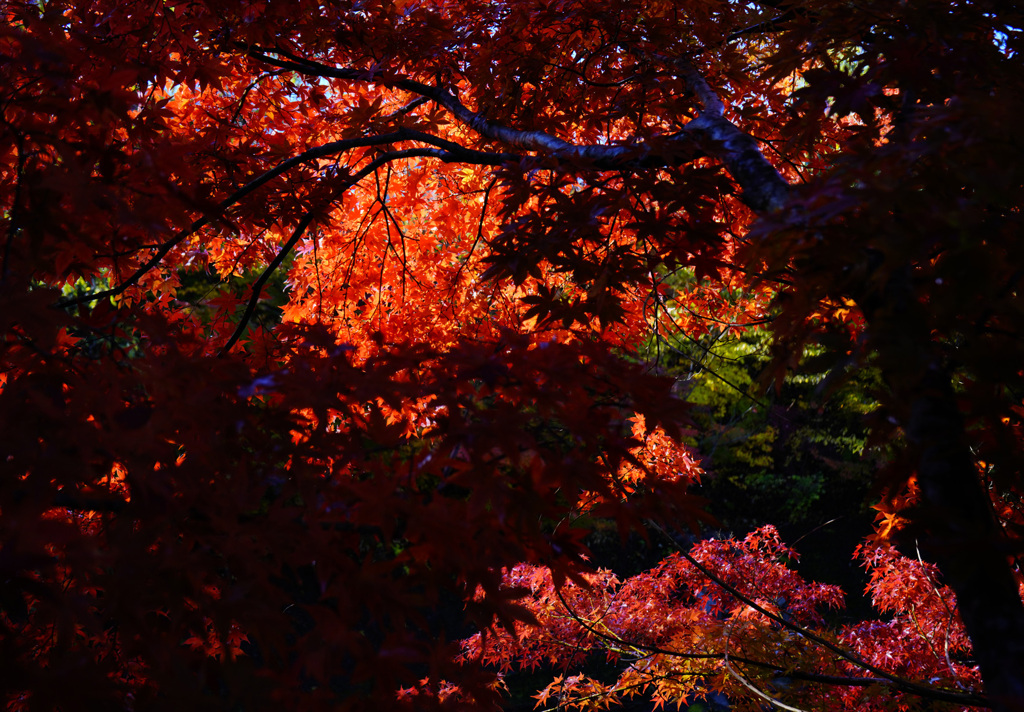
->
<box><xmin>246</xmin><ymin>47</ymin><xmax>695</xmax><ymax>166</ymax></box>
<box><xmin>671</xmin><ymin>60</ymin><xmax>791</xmax><ymax>213</ymax></box>
<box><xmin>248</xmin><ymin>47</ymin><xmax>789</xmax><ymax>210</ymax></box>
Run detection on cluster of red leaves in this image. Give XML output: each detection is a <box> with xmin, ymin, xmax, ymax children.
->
<box><xmin>456</xmin><ymin>527</ymin><xmax>988</xmax><ymax>712</ymax></box>
<box><xmin>841</xmin><ymin>546</ymin><xmax>981</xmax><ymax>696</ymax></box>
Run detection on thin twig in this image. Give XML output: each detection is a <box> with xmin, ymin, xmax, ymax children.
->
<box><xmin>219</xmin><ymin>210</ymin><xmax>316</xmax><ymax>355</ymax></box>
<box><xmin>723</xmin><ymin>617</ymin><xmax>810</xmax><ymax>712</ymax></box>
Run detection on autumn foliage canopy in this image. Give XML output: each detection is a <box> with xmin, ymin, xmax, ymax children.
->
<box><xmin>2</xmin><ymin>0</ymin><xmax>1024</xmax><ymax>710</ymax></box>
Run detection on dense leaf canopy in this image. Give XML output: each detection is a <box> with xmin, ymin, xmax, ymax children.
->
<box><xmin>2</xmin><ymin>1</ymin><xmax>1023</xmax><ymax>710</ymax></box>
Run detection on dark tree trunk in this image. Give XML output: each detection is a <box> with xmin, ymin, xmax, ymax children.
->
<box><xmin>865</xmin><ymin>271</ymin><xmax>1024</xmax><ymax>712</ymax></box>
<box><xmin>905</xmin><ymin>365</ymin><xmax>1024</xmax><ymax>712</ymax></box>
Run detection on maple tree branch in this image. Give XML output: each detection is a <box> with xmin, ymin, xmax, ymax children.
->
<box><xmin>220</xmin><ymin>209</ymin><xmax>316</xmax><ymax>355</ymax></box>
<box><xmin>261</xmin><ymin>71</ymin><xmax>570</xmax><ymax>159</ymax></box>
<box><xmin>669</xmin><ymin>59</ymin><xmax>791</xmax><ymax>213</ymax></box>
<box><xmin>245</xmin><ymin>47</ymin><xmax>705</xmax><ymax>168</ymax></box>
<box><xmin>533</xmin><ymin>673</ymin><xmax>694</xmax><ymax>712</ymax></box>
<box><xmin>379</xmin><ymin>96</ymin><xmax>430</xmax><ymax>124</ymax></box>
<box><xmin>397</xmin><ymin>128</ymin><xmax>514</xmax><ymax>164</ymax></box>
<box><xmin>448</xmin><ymin>174</ymin><xmax>499</xmax><ymax>305</ymax></box>
<box><xmin>542</xmin><ymin>60</ymin><xmax>646</xmax><ymax>88</ymax></box>
<box><xmin>247</xmin><ymin>47</ymin><xmax>790</xmax><ymax>212</ymax></box>
<box><xmin>914</xmin><ymin>539</ymin><xmax>971</xmax><ymax>691</ymax></box>
<box><xmin>726</xmin><ymin>8</ymin><xmax>803</xmax><ymax>42</ymax></box>
<box><xmin>551</xmin><ymin>585</ymin><xmax>718</xmax><ymax>661</ymax></box>
<box><xmin>229</xmin><ymin>70</ymin><xmax>285</xmax><ymax>126</ymax></box>
<box><xmin>654</xmin><ymin>327</ymin><xmax>773</xmax><ymax>411</ymax></box>
<box><xmin>547</xmin><ymin>584</ymin><xmax>977</xmax><ymax>702</ymax></box>
<box><xmin>54</xmin><ymin>131</ymin><xmax>409</xmax><ymax>309</ymax></box>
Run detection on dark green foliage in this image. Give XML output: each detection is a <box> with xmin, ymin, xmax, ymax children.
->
<box><xmin>644</xmin><ymin>327</ymin><xmax>884</xmax><ymax>615</ymax></box>
<box><xmin>176</xmin><ymin>256</ymin><xmax>293</xmax><ymax>332</ymax></box>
